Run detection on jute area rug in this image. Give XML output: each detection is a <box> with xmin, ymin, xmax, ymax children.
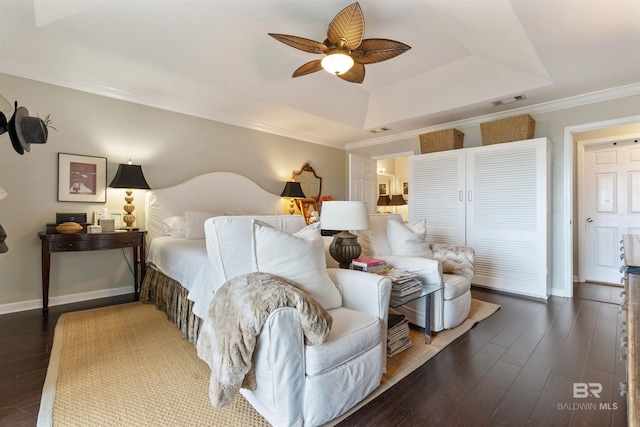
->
<box><xmin>38</xmin><ymin>299</ymin><xmax>500</xmax><ymax>427</ymax></box>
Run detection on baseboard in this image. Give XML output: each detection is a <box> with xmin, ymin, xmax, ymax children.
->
<box><xmin>0</xmin><ymin>285</ymin><xmax>134</xmax><ymax>315</ymax></box>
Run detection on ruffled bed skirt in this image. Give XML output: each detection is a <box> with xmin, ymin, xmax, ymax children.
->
<box><xmin>139</xmin><ymin>265</ymin><xmax>202</xmax><ymax>344</ymax></box>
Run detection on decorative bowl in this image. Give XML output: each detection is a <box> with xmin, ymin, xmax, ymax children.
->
<box><xmin>56</xmin><ymin>222</ymin><xmax>83</xmax><ymax>234</ymax></box>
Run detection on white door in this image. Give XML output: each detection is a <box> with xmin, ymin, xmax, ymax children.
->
<box><xmin>348</xmin><ymin>153</ymin><xmax>377</xmax><ymax>212</ymax></box>
<box><xmin>584</xmin><ymin>138</ymin><xmax>640</xmax><ymax>284</ymax></box>
<box><xmin>409</xmin><ymin>149</ymin><xmax>466</xmax><ymax>245</ymax></box>
<box><xmin>466</xmin><ymin>139</ymin><xmax>551</xmax><ymax>299</ymax></box>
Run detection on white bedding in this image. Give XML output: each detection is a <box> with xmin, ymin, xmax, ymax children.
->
<box><xmin>144</xmin><ymin>172</ymin><xmax>285</xmax><ymax>320</ymax></box>
<box><xmin>146</xmin><ymin>236</ymin><xmax>217</xmax><ymax>319</ymax></box>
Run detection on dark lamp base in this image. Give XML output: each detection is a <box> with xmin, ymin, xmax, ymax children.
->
<box><xmin>329</xmin><ymin>231</ymin><xmax>362</xmax><ymax>269</ymax></box>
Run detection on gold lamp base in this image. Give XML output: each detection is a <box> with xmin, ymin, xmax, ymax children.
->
<box><xmin>122</xmin><ymin>189</ymin><xmax>136</xmax><ymax>229</ymax></box>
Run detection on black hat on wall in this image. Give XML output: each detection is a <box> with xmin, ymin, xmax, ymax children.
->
<box><xmin>7</xmin><ymin>103</ymin><xmax>49</xmax><ymax>155</ymax></box>
<box><xmin>0</xmin><ymin>224</ymin><xmax>8</xmax><ymax>253</ymax></box>
<box><xmin>0</xmin><ymin>100</ymin><xmax>50</xmax><ymax>155</ymax></box>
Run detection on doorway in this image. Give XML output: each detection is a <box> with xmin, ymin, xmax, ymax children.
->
<box><xmin>375</xmin><ymin>156</ymin><xmax>410</xmax><ymax>220</ymax></box>
<box><xmin>578</xmin><ymin>135</ymin><xmax>640</xmax><ymax>285</ymax></box>
<box><xmin>576</xmin><ymin>123</ymin><xmax>640</xmax><ymax>286</ymax></box>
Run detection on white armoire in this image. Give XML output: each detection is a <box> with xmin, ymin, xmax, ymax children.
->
<box><xmin>409</xmin><ymin>137</ymin><xmax>551</xmax><ymax>299</ymax></box>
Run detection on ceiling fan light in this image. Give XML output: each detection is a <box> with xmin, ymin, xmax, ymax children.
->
<box><xmin>321</xmin><ymin>52</ymin><xmax>354</xmax><ymax>75</ymax></box>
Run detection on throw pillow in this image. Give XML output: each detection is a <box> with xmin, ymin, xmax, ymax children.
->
<box><xmin>163</xmin><ymin>216</ymin><xmax>186</xmax><ymax>238</ymax></box>
<box><xmin>251</xmin><ymin>219</ymin><xmax>342</xmax><ymax>310</ymax></box>
<box><xmin>387</xmin><ymin>216</ymin><xmax>434</xmax><ymax>258</ymax></box>
<box><xmin>185</xmin><ymin>210</ymin><xmax>216</xmax><ymax>239</ymax></box>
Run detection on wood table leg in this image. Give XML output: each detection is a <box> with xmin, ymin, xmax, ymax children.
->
<box><xmin>41</xmin><ymin>238</ymin><xmax>50</xmax><ymax>317</ymax></box>
<box><xmin>133</xmin><ymin>246</ymin><xmax>139</xmax><ymax>299</ymax></box>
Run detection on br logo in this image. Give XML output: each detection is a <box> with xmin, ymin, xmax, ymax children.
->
<box><xmin>573</xmin><ymin>383</ymin><xmax>603</xmax><ymax>398</ymax></box>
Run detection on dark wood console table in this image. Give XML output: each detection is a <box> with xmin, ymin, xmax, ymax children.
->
<box><xmin>38</xmin><ymin>230</ymin><xmax>146</xmax><ymax>317</ymax></box>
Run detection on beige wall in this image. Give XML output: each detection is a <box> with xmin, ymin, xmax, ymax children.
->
<box><xmin>350</xmin><ymin>95</ymin><xmax>640</xmax><ymax>295</ymax></box>
<box><xmin>0</xmin><ymin>73</ymin><xmax>345</xmax><ymax>312</ymax></box>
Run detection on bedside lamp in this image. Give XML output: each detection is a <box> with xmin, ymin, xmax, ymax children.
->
<box><xmin>320</xmin><ymin>201</ymin><xmax>370</xmax><ymax>269</ymax></box>
<box><xmin>377</xmin><ymin>195</ymin><xmax>390</xmax><ymax>206</ymax></box>
<box><xmin>377</xmin><ymin>194</ymin><xmax>390</xmax><ymax>213</ymax></box>
<box><xmin>108</xmin><ymin>160</ymin><xmax>151</xmax><ymax>230</ymax></box>
<box><xmin>280</xmin><ymin>181</ymin><xmax>306</xmax><ymax>215</ymax></box>
<box><xmin>389</xmin><ymin>194</ymin><xmax>406</xmax><ymax>206</ymax></box>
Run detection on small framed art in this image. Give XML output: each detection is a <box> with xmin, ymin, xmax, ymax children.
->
<box><xmin>58</xmin><ymin>153</ymin><xmax>107</xmax><ymax>203</ymax></box>
<box><xmin>93</xmin><ymin>211</ymin><xmax>124</xmax><ymax>228</ymax></box>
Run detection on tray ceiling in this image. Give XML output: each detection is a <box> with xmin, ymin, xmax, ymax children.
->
<box><xmin>1</xmin><ymin>0</ymin><xmax>639</xmax><ymax>149</ymax></box>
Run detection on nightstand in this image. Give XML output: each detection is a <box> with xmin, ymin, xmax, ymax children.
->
<box><xmin>38</xmin><ymin>230</ymin><xmax>146</xmax><ymax>317</ymax></box>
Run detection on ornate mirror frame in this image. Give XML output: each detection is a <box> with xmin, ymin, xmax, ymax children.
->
<box><xmin>292</xmin><ymin>163</ymin><xmax>322</xmax><ymax>224</ymax></box>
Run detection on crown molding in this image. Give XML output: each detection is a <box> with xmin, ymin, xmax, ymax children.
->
<box><xmin>345</xmin><ymin>82</ymin><xmax>640</xmax><ymax>150</ymax></box>
<box><xmin>3</xmin><ymin>61</ymin><xmax>638</xmax><ymax>153</ymax></box>
<box><xmin>0</xmin><ymin>61</ymin><xmax>345</xmax><ymax>150</ymax></box>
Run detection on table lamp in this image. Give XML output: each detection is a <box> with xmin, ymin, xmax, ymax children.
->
<box><xmin>280</xmin><ymin>181</ymin><xmax>306</xmax><ymax>215</ymax></box>
<box><xmin>320</xmin><ymin>201</ymin><xmax>370</xmax><ymax>268</ymax></box>
<box><xmin>389</xmin><ymin>195</ymin><xmax>407</xmax><ymax>206</ymax></box>
<box><xmin>108</xmin><ymin>160</ymin><xmax>151</xmax><ymax>229</ymax></box>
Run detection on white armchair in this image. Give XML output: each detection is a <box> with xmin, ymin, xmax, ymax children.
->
<box><xmin>346</xmin><ymin>214</ymin><xmax>475</xmax><ymax>331</ymax></box>
<box><xmin>198</xmin><ymin>215</ymin><xmax>392</xmax><ymax>427</ymax></box>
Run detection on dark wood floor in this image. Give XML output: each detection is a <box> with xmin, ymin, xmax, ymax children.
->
<box><xmin>340</xmin><ymin>283</ymin><xmax>628</xmax><ymax>427</ymax></box>
<box><xmin>0</xmin><ymin>283</ymin><xmax>628</xmax><ymax>426</ymax></box>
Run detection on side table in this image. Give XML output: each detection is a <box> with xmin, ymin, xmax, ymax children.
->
<box><xmin>38</xmin><ymin>230</ymin><xmax>146</xmax><ymax>317</ymax></box>
<box><xmin>389</xmin><ymin>283</ymin><xmax>443</xmax><ymax>344</ymax></box>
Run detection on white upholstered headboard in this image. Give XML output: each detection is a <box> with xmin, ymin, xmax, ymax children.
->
<box><xmin>144</xmin><ymin>172</ymin><xmax>282</xmax><ymax>241</ymax></box>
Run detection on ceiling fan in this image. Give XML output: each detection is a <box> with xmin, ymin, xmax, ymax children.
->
<box><xmin>268</xmin><ymin>2</ymin><xmax>411</xmax><ymax>84</ymax></box>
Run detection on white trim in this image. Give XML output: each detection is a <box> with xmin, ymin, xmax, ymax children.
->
<box><xmin>562</xmin><ymin>115</ymin><xmax>640</xmax><ymax>298</ymax></box>
<box><xmin>0</xmin><ymin>61</ymin><xmax>345</xmax><ymax>150</ymax></box>
<box><xmin>2</xmin><ymin>60</ymin><xmax>638</xmax><ymax>151</ymax></box>
<box><xmin>348</xmin><ymin>83</ymin><xmax>640</xmax><ymax>150</ymax></box>
<box><xmin>372</xmin><ymin>151</ymin><xmax>415</xmax><ymax>160</ymax></box>
<box><xmin>0</xmin><ymin>285</ymin><xmax>134</xmax><ymax>315</ymax></box>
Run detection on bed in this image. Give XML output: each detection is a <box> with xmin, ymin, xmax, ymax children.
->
<box><xmin>140</xmin><ymin>172</ymin><xmax>285</xmax><ymax>342</ymax></box>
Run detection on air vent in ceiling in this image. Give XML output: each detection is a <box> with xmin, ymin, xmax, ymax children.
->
<box><xmin>369</xmin><ymin>127</ymin><xmax>390</xmax><ymax>134</ymax></box>
<box><xmin>492</xmin><ymin>95</ymin><xmax>526</xmax><ymax>106</ymax></box>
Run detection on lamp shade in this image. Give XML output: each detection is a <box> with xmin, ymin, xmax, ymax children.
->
<box><xmin>377</xmin><ymin>195</ymin><xmax>390</xmax><ymax>206</ymax></box>
<box><xmin>320</xmin><ymin>201</ymin><xmax>370</xmax><ymax>231</ymax></box>
<box><xmin>389</xmin><ymin>195</ymin><xmax>407</xmax><ymax>206</ymax></box>
<box><xmin>108</xmin><ymin>164</ymin><xmax>151</xmax><ymax>189</ymax></box>
<box><xmin>280</xmin><ymin>181</ymin><xmax>306</xmax><ymax>199</ymax></box>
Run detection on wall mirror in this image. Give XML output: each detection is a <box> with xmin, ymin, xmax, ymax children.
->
<box><xmin>292</xmin><ymin>163</ymin><xmax>322</xmax><ymax>223</ymax></box>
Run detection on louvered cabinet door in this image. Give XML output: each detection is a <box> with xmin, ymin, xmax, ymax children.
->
<box><xmin>409</xmin><ymin>149</ymin><xmax>466</xmax><ymax>246</ymax></box>
<box><xmin>466</xmin><ymin>138</ymin><xmax>551</xmax><ymax>299</ymax></box>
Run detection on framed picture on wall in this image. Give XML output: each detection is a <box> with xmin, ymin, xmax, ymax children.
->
<box><xmin>403</xmin><ymin>182</ymin><xmax>409</xmax><ymax>195</ymax></box>
<box><xmin>379</xmin><ymin>183</ymin><xmax>387</xmax><ymax>196</ymax></box>
<box><xmin>58</xmin><ymin>153</ymin><xmax>107</xmax><ymax>202</ymax></box>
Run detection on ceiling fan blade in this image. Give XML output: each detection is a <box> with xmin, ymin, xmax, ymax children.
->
<box><xmin>352</xmin><ymin>39</ymin><xmax>411</xmax><ymax>64</ymax></box>
<box><xmin>338</xmin><ymin>63</ymin><xmax>365</xmax><ymax>84</ymax></box>
<box><xmin>292</xmin><ymin>60</ymin><xmax>324</xmax><ymax>78</ymax></box>
<box><xmin>327</xmin><ymin>2</ymin><xmax>364</xmax><ymax>50</ymax></box>
<box><xmin>268</xmin><ymin>33</ymin><xmax>327</xmax><ymax>54</ymax></box>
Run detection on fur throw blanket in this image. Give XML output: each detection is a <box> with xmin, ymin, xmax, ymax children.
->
<box><xmin>196</xmin><ymin>272</ymin><xmax>333</xmax><ymax>408</ymax></box>
<box><xmin>431</xmin><ymin>243</ymin><xmax>475</xmax><ymax>279</ymax></box>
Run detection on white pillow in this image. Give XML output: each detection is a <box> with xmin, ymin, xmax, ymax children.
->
<box><xmin>387</xmin><ymin>216</ymin><xmax>434</xmax><ymax>258</ymax></box>
<box><xmin>185</xmin><ymin>210</ymin><xmax>215</xmax><ymax>239</ymax></box>
<box><xmin>163</xmin><ymin>216</ymin><xmax>186</xmax><ymax>238</ymax></box>
<box><xmin>251</xmin><ymin>220</ymin><xmax>342</xmax><ymax>310</ymax></box>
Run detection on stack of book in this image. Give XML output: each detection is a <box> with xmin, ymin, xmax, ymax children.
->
<box><xmin>350</xmin><ymin>256</ymin><xmax>387</xmax><ymax>272</ymax></box>
<box><xmin>387</xmin><ymin>313</ymin><xmax>412</xmax><ymax>357</ymax></box>
<box><xmin>376</xmin><ymin>268</ymin><xmax>422</xmax><ymax>298</ymax></box>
